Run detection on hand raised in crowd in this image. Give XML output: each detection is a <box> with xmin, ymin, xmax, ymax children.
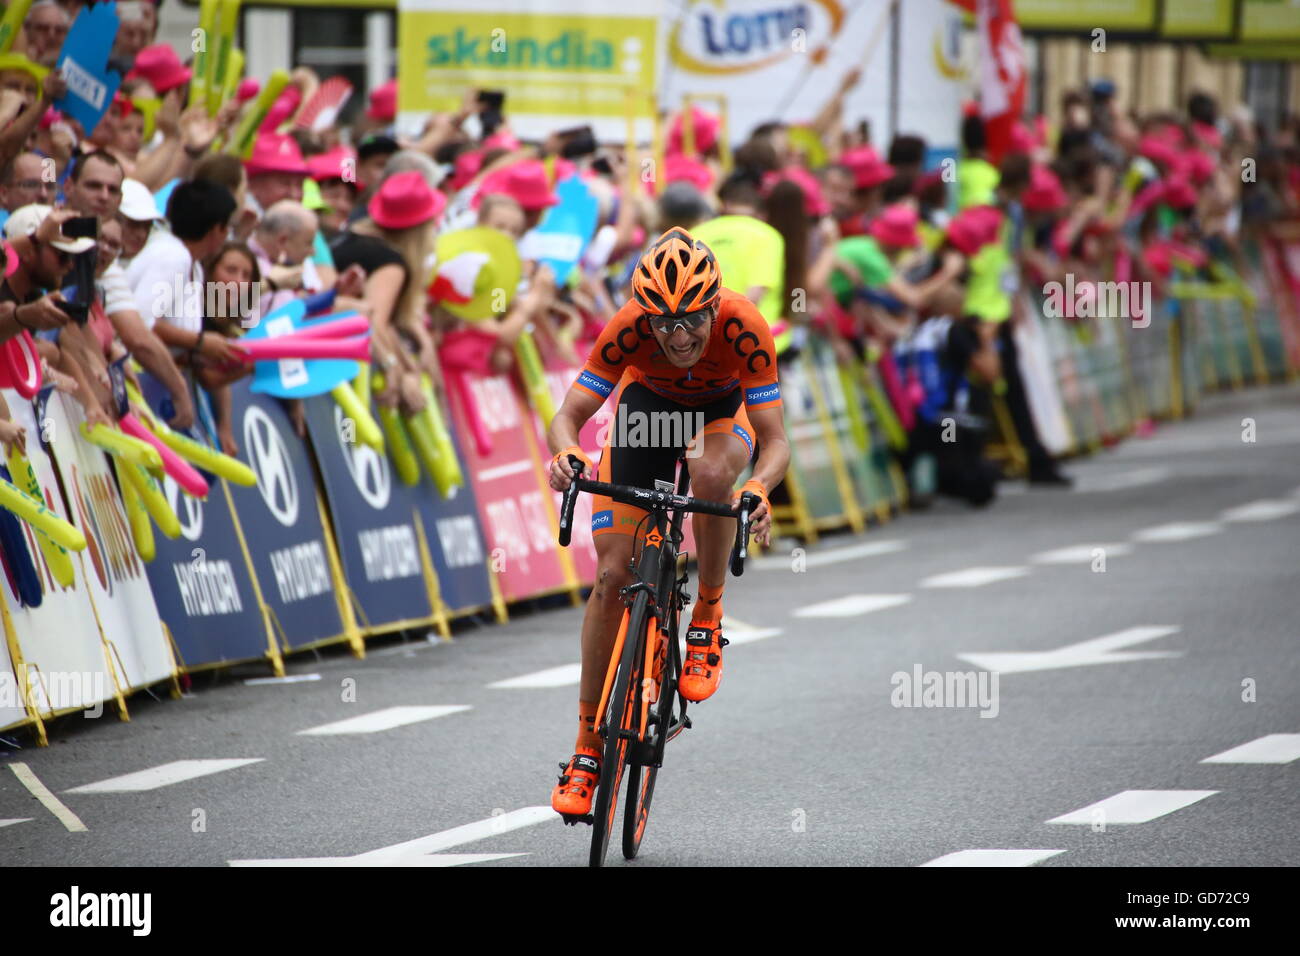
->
<box><xmin>180</xmin><ymin>106</ymin><xmax>220</xmax><ymax>156</ymax></box>
<box><xmin>155</xmin><ymin>88</ymin><xmax>184</xmax><ymax>139</ymax></box>
<box><xmin>83</xmin><ymin>404</ymin><xmax>113</xmax><ymax>432</ymax></box>
<box><xmin>196</xmin><ymin>331</ymin><xmax>242</xmax><ymax>365</ymax></box>
<box><xmin>0</xmin><ymin>89</ymin><xmax>25</xmax><ymax>126</ymax></box>
<box><xmin>41</xmin><ymin>69</ymin><xmax>68</xmax><ymax>103</ymax></box>
<box><xmin>16</xmin><ymin>293</ymin><xmax>73</xmax><ymax>332</ymax></box>
<box><xmin>0</xmin><ymin>418</ymin><xmax>26</xmax><ymax>458</ymax></box>
<box><xmin>398</xmin><ymin>370</ymin><xmax>428</xmax><ymax>415</ymax></box>
<box><xmin>35</xmin><ymin>209</ymin><xmax>78</xmax><ymax>246</ymax></box>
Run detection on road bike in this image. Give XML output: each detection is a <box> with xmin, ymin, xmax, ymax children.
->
<box><xmin>556</xmin><ymin>455</ymin><xmax>756</xmax><ymax>867</ymax></box>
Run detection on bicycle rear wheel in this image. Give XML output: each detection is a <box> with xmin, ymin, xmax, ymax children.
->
<box><xmin>589</xmin><ymin>590</ymin><xmax>650</xmax><ymax>868</ymax></box>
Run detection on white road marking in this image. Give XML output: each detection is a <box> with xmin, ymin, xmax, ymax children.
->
<box><xmin>1131</xmin><ymin>521</ymin><xmax>1222</xmax><ymax>543</ymax></box>
<box><xmin>1201</xmin><ymin>734</ymin><xmax>1300</xmax><ymax>764</ymax></box>
<box><xmin>297</xmin><ymin>705</ymin><xmax>470</xmax><ymax>735</ymax></box>
<box><xmin>0</xmin><ymin>818</ymin><xmax>33</xmax><ymax>828</ymax></box>
<box><xmin>921</xmin><ymin>849</ymin><xmax>1066</xmax><ymax>867</ymax></box>
<box><xmin>1047</xmin><ymin>790</ymin><xmax>1217</xmax><ymax>825</ymax></box>
<box><xmin>489</xmin><ymin>663</ymin><xmax>581</xmax><ymax>689</ymax></box>
<box><xmin>477</xmin><ymin>460</ymin><xmax>534</xmax><ymax>482</ymax></box>
<box><xmin>1030</xmin><ymin>543</ymin><xmax>1134</xmax><ymax>564</ymax></box>
<box><xmin>1072</xmin><ymin>467</ymin><xmax>1168</xmax><ymax>493</ymax></box>
<box><xmin>919</xmin><ymin>566</ymin><xmax>1030</xmax><ymax>588</ymax></box>
<box><xmin>229</xmin><ymin>806</ymin><xmax>554</xmax><ymax>867</ymax></box>
<box><xmin>958</xmin><ymin>625</ymin><xmax>1181</xmax><ymax>675</ymax></box>
<box><xmin>244</xmin><ymin>674</ymin><xmax>322</xmax><ymax>686</ymax></box>
<box><xmin>65</xmin><ymin>759</ymin><xmax>265</xmax><ymax>794</ymax></box>
<box><xmin>792</xmin><ymin>593</ymin><xmax>912</xmax><ymax>618</ymax></box>
<box><xmin>8</xmin><ymin>763</ymin><xmax>87</xmax><ymax>832</ymax></box>
<box><xmin>753</xmin><ymin>539</ymin><xmax>906</xmax><ymax>571</ymax></box>
<box><xmin>1219</xmin><ymin>500</ymin><xmax>1300</xmax><ymax>523</ymax></box>
<box><xmin>720</xmin><ymin>614</ymin><xmax>783</xmax><ymax>645</ymax></box>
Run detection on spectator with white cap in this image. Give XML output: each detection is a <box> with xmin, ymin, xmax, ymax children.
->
<box><xmin>117</xmin><ymin>177</ymin><xmax>164</xmax><ymax>265</ymax></box>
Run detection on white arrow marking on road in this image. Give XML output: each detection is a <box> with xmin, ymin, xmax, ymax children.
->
<box><xmin>1219</xmin><ymin>500</ymin><xmax>1300</xmax><ymax>523</ymax></box>
<box><xmin>793</xmin><ymin>594</ymin><xmax>912</xmax><ymax>618</ymax></box>
<box><xmin>921</xmin><ymin>849</ymin><xmax>1066</xmax><ymax>867</ymax></box>
<box><xmin>957</xmin><ymin>625</ymin><xmax>1181</xmax><ymax>674</ymax></box>
<box><xmin>1072</xmin><ymin>467</ymin><xmax>1168</xmax><ymax>493</ymax></box>
<box><xmin>244</xmin><ymin>674</ymin><xmax>322</xmax><ymax>686</ymax></box>
<box><xmin>1201</xmin><ymin>734</ymin><xmax>1300</xmax><ymax>764</ymax></box>
<box><xmin>297</xmin><ymin>705</ymin><xmax>470</xmax><ymax>735</ymax></box>
<box><xmin>66</xmin><ymin>759</ymin><xmax>266</xmax><ymax>794</ymax></box>
<box><xmin>1030</xmin><ymin>543</ymin><xmax>1134</xmax><ymax>564</ymax></box>
<box><xmin>228</xmin><ymin>806</ymin><xmax>554</xmax><ymax>866</ymax></box>
<box><xmin>753</xmin><ymin>539</ymin><xmax>906</xmax><ymax>571</ymax></box>
<box><xmin>1131</xmin><ymin>521</ymin><xmax>1222</xmax><ymax>543</ymax></box>
<box><xmin>489</xmin><ymin>663</ymin><xmax>581</xmax><ymax>689</ymax></box>
<box><xmin>0</xmin><ymin>818</ymin><xmax>33</xmax><ymax>828</ymax></box>
<box><xmin>1047</xmin><ymin>790</ymin><xmax>1217</xmax><ymax>825</ymax></box>
<box><xmin>920</xmin><ymin>566</ymin><xmax>1030</xmax><ymax>588</ymax></box>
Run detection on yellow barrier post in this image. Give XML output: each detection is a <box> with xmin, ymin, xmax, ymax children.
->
<box><xmin>0</xmin><ymin>587</ymin><xmax>45</xmax><ymax>745</ymax></box>
<box><xmin>314</xmin><ymin>489</ymin><xmax>365</xmax><ymax>658</ymax></box>
<box><xmin>412</xmin><ymin>510</ymin><xmax>451</xmax><ymax>640</ymax></box>
<box><xmin>800</xmin><ymin>352</ymin><xmax>864</xmax><ymax>533</ymax></box>
<box><xmin>221</xmin><ymin>481</ymin><xmax>285</xmax><ymax>676</ymax></box>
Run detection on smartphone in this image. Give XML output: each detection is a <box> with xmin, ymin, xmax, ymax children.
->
<box><xmin>63</xmin><ymin>217</ymin><xmax>98</xmax><ymax>240</ymax></box>
<box><xmin>558</xmin><ymin>126</ymin><xmax>597</xmax><ymax>159</ymax></box>
<box><xmin>478</xmin><ymin>89</ymin><xmax>505</xmax><ymax>136</ymax></box>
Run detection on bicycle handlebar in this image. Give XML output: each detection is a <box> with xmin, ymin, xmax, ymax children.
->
<box><xmin>556</xmin><ymin>457</ymin><xmax>756</xmax><ymax>575</ymax></box>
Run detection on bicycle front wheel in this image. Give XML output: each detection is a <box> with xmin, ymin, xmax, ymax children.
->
<box><xmin>589</xmin><ymin>590</ymin><xmax>650</xmax><ymax>868</ymax></box>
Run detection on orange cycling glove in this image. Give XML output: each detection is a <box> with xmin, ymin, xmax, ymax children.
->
<box><xmin>734</xmin><ymin>478</ymin><xmax>769</xmax><ymax>515</ymax></box>
<box><xmin>554</xmin><ymin>445</ymin><xmax>593</xmax><ymax>476</ymax></box>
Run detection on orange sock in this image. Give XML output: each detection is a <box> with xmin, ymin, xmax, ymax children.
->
<box><xmin>576</xmin><ymin>699</ymin><xmax>602</xmax><ymax>753</ymax></box>
<box><xmin>691</xmin><ymin>581</ymin><xmax>725</xmax><ymax>625</ymax></box>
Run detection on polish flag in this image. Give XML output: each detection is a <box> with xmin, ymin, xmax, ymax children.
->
<box><xmin>974</xmin><ymin>0</ymin><xmax>1025</xmax><ymax>164</ymax></box>
<box><xmin>427</xmin><ymin>252</ymin><xmax>489</xmax><ymax>305</ymax></box>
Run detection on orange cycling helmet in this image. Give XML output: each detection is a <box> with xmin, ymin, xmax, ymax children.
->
<box><xmin>631</xmin><ymin>228</ymin><xmax>722</xmax><ymax>316</ymax></box>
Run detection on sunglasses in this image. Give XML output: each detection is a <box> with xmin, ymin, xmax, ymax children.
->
<box><xmin>649</xmin><ymin>309</ymin><xmax>711</xmax><ymax>336</ymax></box>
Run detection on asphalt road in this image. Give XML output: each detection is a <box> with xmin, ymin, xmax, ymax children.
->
<box><xmin>3</xmin><ymin>384</ymin><xmax>1298</xmax><ymax>868</ymax></box>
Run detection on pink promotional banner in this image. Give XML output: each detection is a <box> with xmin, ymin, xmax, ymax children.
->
<box><xmin>440</xmin><ymin>359</ymin><xmax>576</xmax><ymax>603</ymax></box>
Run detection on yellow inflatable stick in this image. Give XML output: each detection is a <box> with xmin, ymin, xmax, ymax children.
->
<box><xmin>0</xmin><ymin>0</ymin><xmax>34</xmax><ymax>56</ymax></box>
<box><xmin>229</xmin><ymin>69</ymin><xmax>288</xmax><ymax>158</ymax></box>
<box><xmin>121</xmin><ymin>462</ymin><xmax>181</xmax><ymax>539</ymax></box>
<box><xmin>417</xmin><ymin>376</ymin><xmax>463</xmax><ymax>494</ymax></box>
<box><xmin>0</xmin><ymin>459</ymin><xmax>86</xmax><ymax>554</ymax></box>
<box><xmin>352</xmin><ymin>362</ymin><xmax>372</xmax><ymax>408</ymax></box>
<box><xmin>330</xmin><ymin>382</ymin><xmax>383</xmax><ymax>452</ymax></box>
<box><xmin>80</xmin><ymin>423</ymin><xmax>163</xmax><ymax>474</ymax></box>
<box><xmin>190</xmin><ymin>0</ymin><xmax>219</xmax><ymax>109</ymax></box>
<box><xmin>514</xmin><ymin>329</ymin><xmax>557</xmax><ymax>428</ymax></box>
<box><xmin>127</xmin><ymin>387</ymin><xmax>257</xmax><ymax>486</ymax></box>
<box><xmin>114</xmin><ymin>458</ymin><xmax>154</xmax><ymax>563</ymax></box>
<box><xmin>3</xmin><ymin>450</ymin><xmax>78</xmax><ymax>586</ymax></box>
<box><xmin>372</xmin><ymin>374</ymin><xmax>419</xmax><ymax>486</ymax></box>
<box><xmin>207</xmin><ymin>0</ymin><xmax>242</xmax><ymax>115</ymax></box>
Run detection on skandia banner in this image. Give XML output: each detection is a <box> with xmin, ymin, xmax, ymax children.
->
<box><xmin>303</xmin><ymin>394</ymin><xmax>436</xmax><ymax>632</ymax></box>
<box><xmin>659</xmin><ymin>0</ymin><xmax>961</xmax><ymax>155</ymax></box>
<box><xmin>397</xmin><ymin>0</ymin><xmax>663</xmax><ymax>141</ymax></box>
<box><xmin>409</xmin><ymin>424</ymin><xmax>495</xmax><ymax>616</ymax></box>
<box><xmin>226</xmin><ymin>383</ymin><xmax>346</xmax><ymax>649</ymax></box>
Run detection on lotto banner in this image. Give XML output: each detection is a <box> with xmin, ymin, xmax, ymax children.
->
<box><xmin>226</xmin><ymin>383</ymin><xmax>348</xmax><ymax>651</ymax></box>
<box><xmin>0</xmin><ymin>390</ymin><xmax>119</xmax><ymax>719</ymax></box>
<box><xmin>303</xmin><ymin>394</ymin><xmax>439</xmax><ymax>633</ymax></box>
<box><xmin>36</xmin><ymin>391</ymin><xmax>173</xmax><ymax>695</ymax></box>
<box><xmin>440</xmin><ymin>362</ymin><xmax>575</xmax><ymax>603</ymax></box>
<box><xmin>397</xmin><ymin>0</ymin><xmax>662</xmax><ymax>141</ymax></box>
<box><xmin>660</xmin><ymin>0</ymin><xmax>962</xmax><ymax>158</ymax></box>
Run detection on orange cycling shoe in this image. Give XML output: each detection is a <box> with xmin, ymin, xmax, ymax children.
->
<box><xmin>679</xmin><ymin>622</ymin><xmax>729</xmax><ymax>702</ymax></box>
<box><xmin>552</xmin><ymin>748</ymin><xmax>601</xmax><ymax>817</ymax></box>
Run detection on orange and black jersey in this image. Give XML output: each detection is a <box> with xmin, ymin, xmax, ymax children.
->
<box><xmin>574</xmin><ymin>288</ymin><xmax>782</xmax><ymax>409</ymax></box>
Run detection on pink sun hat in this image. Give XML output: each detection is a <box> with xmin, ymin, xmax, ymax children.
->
<box><xmin>868</xmin><ymin>203</ymin><xmax>922</xmax><ymax>248</ymax></box>
<box><xmin>366</xmin><ymin>79</ymin><xmax>397</xmax><ymax>122</ymax></box>
<box><xmin>125</xmin><ymin>44</ymin><xmax>192</xmax><ymax>95</ymax></box>
<box><xmin>667</xmin><ymin>105</ymin><xmax>721</xmax><ymax>156</ymax></box>
<box><xmin>369</xmin><ymin>169</ymin><xmax>447</xmax><ymax>230</ymax></box>
<box><xmin>472</xmin><ymin>160</ymin><xmax>559</xmax><ymax>211</ymax></box>
<box><xmin>244</xmin><ymin>132</ymin><xmax>310</xmax><ymax>177</ymax></box>
<box><xmin>840</xmin><ymin>145</ymin><xmax>896</xmax><ymax>190</ymax></box>
<box><xmin>763</xmin><ymin>165</ymin><xmax>830</xmax><ymax>217</ymax></box>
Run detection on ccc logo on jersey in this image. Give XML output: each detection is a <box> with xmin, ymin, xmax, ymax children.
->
<box><xmin>600</xmin><ymin>314</ymin><xmax>656</xmax><ymax>367</ymax></box>
<box><xmin>723</xmin><ymin>316</ymin><xmax>771</xmax><ymax>373</ymax></box>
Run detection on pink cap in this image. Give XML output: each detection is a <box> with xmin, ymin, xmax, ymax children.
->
<box><xmin>1177</xmin><ymin>149</ymin><xmax>1215</xmax><ymax>186</ymax></box>
<box><xmin>482</xmin><ymin>130</ymin><xmax>521</xmax><ymax>152</ymax></box>
<box><xmin>307</xmin><ymin>146</ymin><xmax>357</xmax><ymax>184</ymax></box>
<box><xmin>244</xmin><ymin>132</ymin><xmax>310</xmax><ymax>177</ymax></box>
<box><xmin>366</xmin><ymin>79</ymin><xmax>397</xmax><ymax>122</ymax></box>
<box><xmin>868</xmin><ymin>203</ymin><xmax>921</xmax><ymax>249</ymax></box>
<box><xmin>1008</xmin><ymin>121</ymin><xmax>1037</xmax><ymax>156</ymax></box>
<box><xmin>1021</xmin><ymin>164</ymin><xmax>1066</xmax><ymax>213</ymax></box>
<box><xmin>1138</xmin><ymin>135</ymin><xmax>1180</xmax><ymax>170</ymax></box>
<box><xmin>472</xmin><ymin>160</ymin><xmax>559</xmax><ymax>211</ymax></box>
<box><xmin>125</xmin><ymin>44</ymin><xmax>192</xmax><ymax>95</ymax></box>
<box><xmin>667</xmin><ymin>105</ymin><xmax>721</xmax><ymax>156</ymax></box>
<box><xmin>840</xmin><ymin>145</ymin><xmax>895</xmax><ymax>190</ymax></box>
<box><xmin>369</xmin><ymin>170</ymin><xmax>446</xmax><ymax>230</ymax></box>
<box><xmin>449</xmin><ymin>150</ymin><xmax>485</xmax><ymax>192</ymax></box>
<box><xmin>946</xmin><ymin>205</ymin><xmax>1003</xmax><ymax>255</ymax></box>
<box><xmin>236</xmin><ymin>77</ymin><xmax>260</xmax><ymax>103</ymax></box>
<box><xmin>762</xmin><ymin>166</ymin><xmax>830</xmax><ymax>217</ymax></box>
<box><xmin>665</xmin><ymin>154</ymin><xmax>715</xmax><ymax>193</ymax></box>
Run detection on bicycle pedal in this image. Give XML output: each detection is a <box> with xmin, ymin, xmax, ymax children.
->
<box><xmin>560</xmin><ymin>813</ymin><xmax>594</xmax><ymax>827</ymax></box>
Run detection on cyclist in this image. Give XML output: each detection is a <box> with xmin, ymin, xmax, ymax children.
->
<box><xmin>546</xmin><ymin>228</ymin><xmax>791</xmax><ymax>819</ymax></box>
